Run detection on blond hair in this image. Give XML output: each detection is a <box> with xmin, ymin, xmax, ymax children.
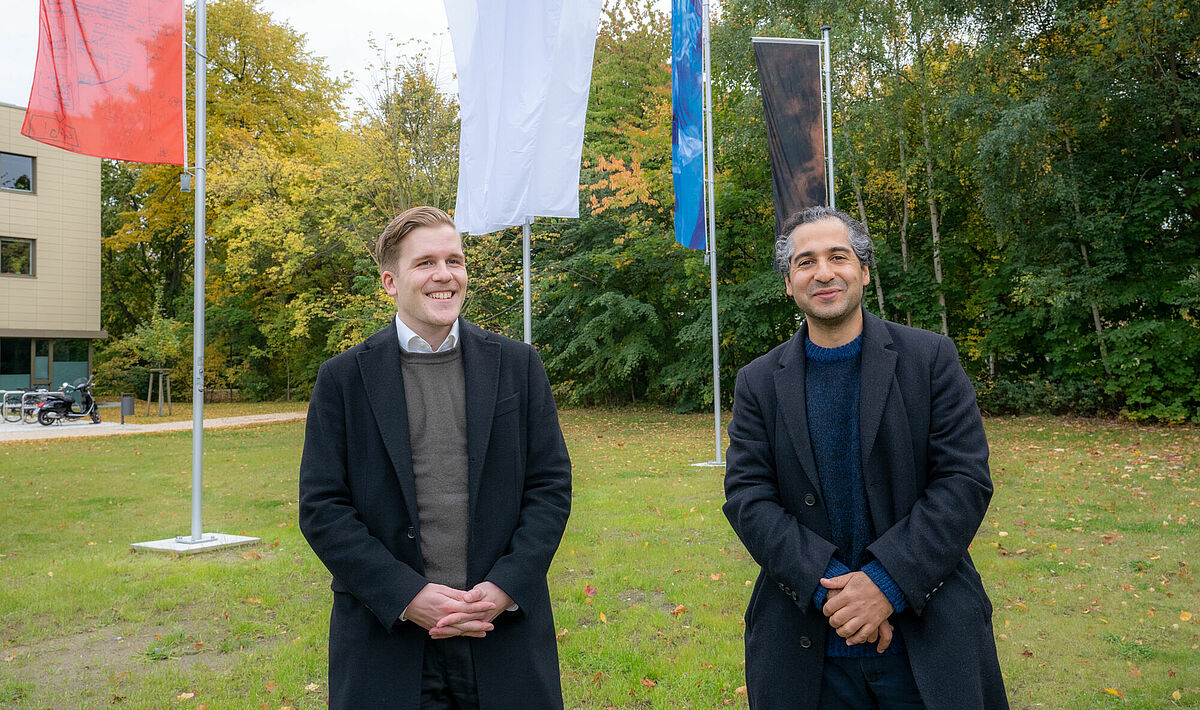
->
<box><xmin>375</xmin><ymin>206</ymin><xmax>457</xmax><ymax>271</ymax></box>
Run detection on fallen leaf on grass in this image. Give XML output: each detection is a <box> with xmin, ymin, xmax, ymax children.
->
<box><xmin>304</xmin><ymin>683</ymin><xmax>320</xmax><ymax>692</ymax></box>
<box><xmin>242</xmin><ymin>551</ymin><xmax>262</xmax><ymax>560</ymax></box>
<box><xmin>592</xmin><ymin>671</ymin><xmax>602</xmax><ymax>684</ymax></box>
<box><xmin>710</xmin><ymin>573</ymin><xmax>723</xmax><ymax>581</ymax></box>
<box><xmin>641</xmin><ymin>678</ymin><xmax>656</xmax><ymax>688</ymax></box>
<box><xmin>735</xmin><ymin>686</ymin><xmax>748</xmax><ymax>696</ymax></box>
<box><xmin>556</xmin><ymin>628</ymin><xmax>569</xmax><ymax>639</ymax></box>
<box><xmin>1</xmin><ymin>654</ymin><xmax>14</xmax><ymax>662</ymax></box>
<box><xmin>1181</xmin><ymin>611</ymin><xmax>1193</xmax><ymax>622</ymax></box>
<box><xmin>1021</xmin><ymin>650</ymin><xmax>1033</xmax><ymax>658</ymax></box>
<box><xmin>1173</xmin><ymin>691</ymin><xmax>1182</xmax><ymax>701</ymax></box>
<box><xmin>244</xmin><ymin>598</ymin><xmax>263</xmax><ymax>605</ymax></box>
<box><xmin>599</xmin><ymin>612</ymin><xmax>607</xmax><ymax>623</ymax></box>
<box><xmin>177</xmin><ymin>692</ymin><xmax>195</xmax><ymax>700</ymax></box>
<box><xmin>584</xmin><ymin>585</ymin><xmax>597</xmax><ymax>597</ymax></box>
<box><xmin>669</xmin><ymin>605</ymin><xmax>686</xmax><ymax>616</ymax></box>
<box><xmin>1102</xmin><ymin>687</ymin><xmax>1125</xmax><ymax>701</ymax></box>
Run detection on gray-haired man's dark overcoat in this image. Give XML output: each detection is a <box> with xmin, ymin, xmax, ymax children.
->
<box><xmin>723</xmin><ymin>310</ymin><xmax>1007</xmax><ymax>709</ymax></box>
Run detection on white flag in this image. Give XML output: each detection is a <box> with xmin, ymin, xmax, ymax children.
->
<box><xmin>445</xmin><ymin>0</ymin><xmax>604</xmax><ymax>235</ymax></box>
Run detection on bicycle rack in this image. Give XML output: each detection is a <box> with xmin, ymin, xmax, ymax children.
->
<box><xmin>18</xmin><ymin>390</ymin><xmax>67</xmax><ymax>424</ymax></box>
<box><xmin>0</xmin><ymin>391</ymin><xmax>24</xmax><ymax>423</ymax></box>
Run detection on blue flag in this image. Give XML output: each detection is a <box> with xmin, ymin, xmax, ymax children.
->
<box><xmin>671</xmin><ymin>0</ymin><xmax>706</xmax><ymax>250</ymax></box>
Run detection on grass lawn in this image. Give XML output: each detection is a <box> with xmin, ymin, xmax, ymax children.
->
<box><xmin>0</xmin><ymin>411</ymin><xmax>1196</xmax><ymax>708</ymax></box>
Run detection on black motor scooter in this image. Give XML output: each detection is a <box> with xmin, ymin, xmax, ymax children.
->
<box><xmin>36</xmin><ymin>378</ymin><xmax>101</xmax><ymax>425</ymax></box>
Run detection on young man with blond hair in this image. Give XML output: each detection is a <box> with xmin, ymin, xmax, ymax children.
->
<box><xmin>300</xmin><ymin>206</ymin><xmax>572</xmax><ymax>709</ymax></box>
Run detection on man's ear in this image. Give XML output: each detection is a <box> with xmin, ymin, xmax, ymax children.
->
<box><xmin>862</xmin><ymin>265</ymin><xmax>871</xmax><ymax>286</ymax></box>
<box><xmin>381</xmin><ymin>270</ymin><xmax>398</xmax><ymax>296</ymax></box>
<box><xmin>784</xmin><ymin>274</ymin><xmax>794</xmax><ymax>297</ymax></box>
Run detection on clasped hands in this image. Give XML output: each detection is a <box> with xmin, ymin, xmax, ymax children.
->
<box><xmin>404</xmin><ymin>580</ymin><xmax>513</xmax><ymax>640</ymax></box>
<box><xmin>820</xmin><ymin>571</ymin><xmax>895</xmax><ymax>653</ymax></box>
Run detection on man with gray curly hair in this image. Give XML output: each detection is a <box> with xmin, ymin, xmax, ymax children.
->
<box><xmin>724</xmin><ymin>207</ymin><xmax>1006</xmax><ymax>709</ymax></box>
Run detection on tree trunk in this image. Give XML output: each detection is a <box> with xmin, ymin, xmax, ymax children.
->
<box><xmin>841</xmin><ymin>119</ymin><xmax>886</xmax><ymax>319</ymax></box>
<box><xmin>898</xmin><ymin>104</ymin><xmax>912</xmax><ymax>328</ymax></box>
<box><xmin>920</xmin><ymin>100</ymin><xmax>949</xmax><ymax>337</ymax></box>
<box><xmin>1064</xmin><ymin>136</ymin><xmax>1111</xmax><ymax>375</ymax></box>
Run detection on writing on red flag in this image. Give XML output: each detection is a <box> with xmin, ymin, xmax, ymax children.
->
<box><xmin>22</xmin><ymin>0</ymin><xmax>185</xmax><ymax>165</ymax></box>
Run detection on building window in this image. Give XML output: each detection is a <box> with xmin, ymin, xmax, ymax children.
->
<box><xmin>0</xmin><ymin>237</ymin><xmax>34</xmax><ymax>276</ymax></box>
<box><xmin>0</xmin><ymin>152</ymin><xmax>34</xmax><ymax>193</ymax></box>
<box><xmin>53</xmin><ymin>339</ymin><xmax>91</xmax><ymax>388</ymax></box>
<box><xmin>0</xmin><ymin>338</ymin><xmax>32</xmax><ymax>390</ymax></box>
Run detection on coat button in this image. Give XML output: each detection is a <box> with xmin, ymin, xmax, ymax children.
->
<box><xmin>406</xmin><ymin>527</ymin><xmax>416</xmax><ymax>539</ymax></box>
<box><xmin>799</xmin><ymin>636</ymin><xmax>812</xmax><ymax>648</ymax></box>
<box><xmin>804</xmin><ymin>493</ymin><xmax>816</xmax><ymax>506</ymax></box>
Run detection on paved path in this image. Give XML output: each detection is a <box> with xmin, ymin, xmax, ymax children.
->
<box><xmin>0</xmin><ymin>411</ymin><xmax>307</xmax><ymax>444</ymax></box>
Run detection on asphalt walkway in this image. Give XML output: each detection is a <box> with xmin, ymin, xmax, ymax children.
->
<box><xmin>0</xmin><ymin>411</ymin><xmax>307</xmax><ymax>444</ymax></box>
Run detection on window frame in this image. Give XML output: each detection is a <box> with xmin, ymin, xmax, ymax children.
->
<box><xmin>0</xmin><ymin>236</ymin><xmax>36</xmax><ymax>277</ymax></box>
<box><xmin>0</xmin><ymin>152</ymin><xmax>36</xmax><ymax>194</ymax></box>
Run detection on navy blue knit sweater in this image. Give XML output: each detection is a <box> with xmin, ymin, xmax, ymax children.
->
<box><xmin>804</xmin><ymin>334</ymin><xmax>906</xmax><ymax>657</ymax></box>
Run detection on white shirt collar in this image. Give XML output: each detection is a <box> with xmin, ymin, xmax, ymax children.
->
<box><xmin>395</xmin><ymin>315</ymin><xmax>459</xmax><ymax>354</ymax></box>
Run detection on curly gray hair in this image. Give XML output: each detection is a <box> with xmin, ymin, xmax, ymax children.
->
<box><xmin>774</xmin><ymin>206</ymin><xmax>875</xmax><ymax>276</ymax></box>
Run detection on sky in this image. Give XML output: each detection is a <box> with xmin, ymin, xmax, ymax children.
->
<box><xmin>0</xmin><ymin>1</ymin><xmax>457</xmax><ymax>108</ymax></box>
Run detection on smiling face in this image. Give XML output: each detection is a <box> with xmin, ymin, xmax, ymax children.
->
<box><xmin>784</xmin><ymin>217</ymin><xmax>870</xmax><ymax>347</ymax></box>
<box><xmin>381</xmin><ymin>223</ymin><xmax>467</xmax><ymax>349</ymax></box>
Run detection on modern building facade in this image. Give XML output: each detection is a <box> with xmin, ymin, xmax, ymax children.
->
<box><xmin>0</xmin><ymin>101</ymin><xmax>105</xmax><ymax>391</ymax></box>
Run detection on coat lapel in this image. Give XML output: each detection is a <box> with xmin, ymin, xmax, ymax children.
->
<box><xmin>357</xmin><ymin>322</ymin><xmax>421</xmax><ymax>529</ymax></box>
<box><xmin>859</xmin><ymin>311</ymin><xmax>897</xmax><ymax>473</ymax></box>
<box><xmin>459</xmin><ymin>319</ymin><xmax>500</xmax><ymax>521</ymax></box>
<box><xmin>774</xmin><ymin>322</ymin><xmax>822</xmax><ymax>492</ymax></box>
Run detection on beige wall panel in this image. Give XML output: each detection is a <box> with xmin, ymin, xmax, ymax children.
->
<box><xmin>1</xmin><ymin>103</ymin><xmax>102</xmax><ymax>335</ymax></box>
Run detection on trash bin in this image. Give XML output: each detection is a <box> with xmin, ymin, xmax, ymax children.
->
<box><xmin>120</xmin><ymin>393</ymin><xmax>135</xmax><ymax>425</ymax></box>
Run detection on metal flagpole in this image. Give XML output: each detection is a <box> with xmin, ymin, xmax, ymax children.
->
<box><xmin>522</xmin><ymin>218</ymin><xmax>532</xmax><ymax>344</ymax></box>
<box><xmin>133</xmin><ymin>0</ymin><xmax>257</xmax><ymax>554</ymax></box>
<box><xmin>188</xmin><ymin>0</ymin><xmax>208</xmax><ymax>543</ymax></box>
<box><xmin>692</xmin><ymin>0</ymin><xmax>723</xmax><ymax>467</ymax></box>
<box><xmin>821</xmin><ymin>26</ymin><xmax>836</xmax><ymax>208</ymax></box>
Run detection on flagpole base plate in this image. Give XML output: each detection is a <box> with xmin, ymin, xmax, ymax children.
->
<box><xmin>131</xmin><ymin>533</ymin><xmax>260</xmax><ymax>555</ymax></box>
<box><xmin>690</xmin><ymin>460</ymin><xmax>726</xmax><ymax>468</ymax></box>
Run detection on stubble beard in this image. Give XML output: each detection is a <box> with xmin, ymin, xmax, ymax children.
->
<box><xmin>802</xmin><ymin>286</ymin><xmax>863</xmax><ymax>332</ymax></box>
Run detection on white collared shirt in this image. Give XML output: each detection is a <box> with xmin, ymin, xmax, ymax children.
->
<box><xmin>395</xmin><ymin>315</ymin><xmax>460</xmax><ymax>354</ymax></box>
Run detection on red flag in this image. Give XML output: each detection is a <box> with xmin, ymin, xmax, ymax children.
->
<box><xmin>22</xmin><ymin>0</ymin><xmax>185</xmax><ymax>165</ymax></box>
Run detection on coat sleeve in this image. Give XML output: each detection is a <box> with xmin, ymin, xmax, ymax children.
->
<box><xmin>866</xmin><ymin>336</ymin><xmax>993</xmax><ymax>615</ymax></box>
<box><xmin>483</xmin><ymin>348</ymin><xmax>572</xmax><ymax>609</ymax></box>
<box><xmin>723</xmin><ymin>367</ymin><xmax>837</xmax><ymax>612</ymax></box>
<box><xmin>298</xmin><ymin>361</ymin><xmax>428</xmax><ymax>628</ymax></box>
